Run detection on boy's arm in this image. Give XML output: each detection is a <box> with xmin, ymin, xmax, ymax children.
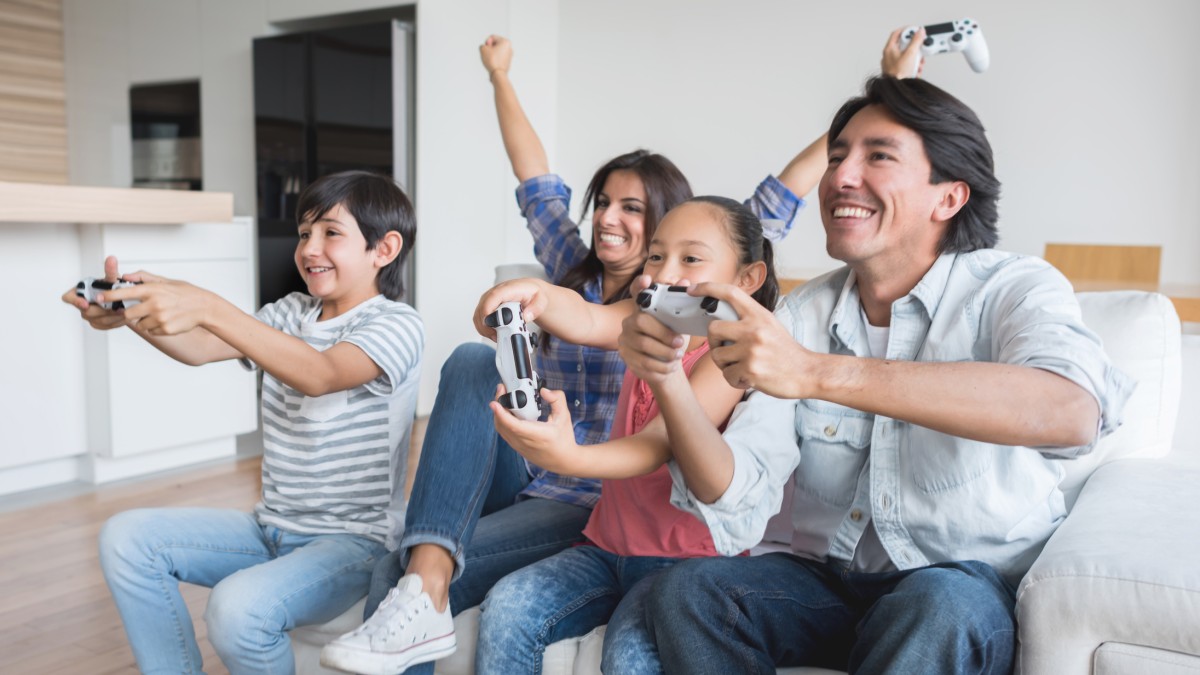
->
<box><xmin>474</xmin><ymin>277</ymin><xmax>632</xmax><ymax>351</ymax></box>
<box><xmin>481</xmin><ymin>35</ymin><xmax>550</xmax><ymax>183</ymax></box>
<box><xmin>105</xmin><ymin>279</ymin><xmax>384</xmax><ymax>397</ymax></box>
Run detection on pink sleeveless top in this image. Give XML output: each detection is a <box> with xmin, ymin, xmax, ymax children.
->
<box><xmin>582</xmin><ymin>343</ymin><xmax>734</xmax><ymax>558</ymax></box>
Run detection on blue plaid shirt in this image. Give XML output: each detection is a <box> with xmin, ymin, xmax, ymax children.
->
<box><xmin>515</xmin><ymin>174</ymin><xmax>805</xmax><ymax>507</ymax></box>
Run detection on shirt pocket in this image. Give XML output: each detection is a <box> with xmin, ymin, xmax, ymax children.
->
<box><xmin>795</xmin><ymin>399</ymin><xmax>873</xmax><ymax>508</ymax></box>
<box><xmin>297</xmin><ymin>389</ymin><xmax>350</xmax><ymax>423</ymax></box>
<box><xmin>903</xmin><ymin>424</ymin><xmax>995</xmax><ymax>493</ymax></box>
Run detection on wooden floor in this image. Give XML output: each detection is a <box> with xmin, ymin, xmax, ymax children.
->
<box><xmin>0</xmin><ymin>419</ymin><xmax>425</xmax><ymax>674</ymax></box>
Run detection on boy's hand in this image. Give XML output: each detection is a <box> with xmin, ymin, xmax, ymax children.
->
<box><xmin>490</xmin><ymin>385</ymin><xmax>580</xmax><ymax>474</ymax></box>
<box><xmin>63</xmin><ymin>255</ymin><xmax>129</xmax><ymax>330</ymax></box>
<box><xmin>883</xmin><ymin>27</ymin><xmax>925</xmax><ymax>79</ymax></box>
<box><xmin>691</xmin><ymin>281</ymin><xmax>813</xmax><ymax>398</ymax></box>
<box><xmin>473</xmin><ymin>278</ymin><xmax>547</xmax><ymax>341</ymax></box>
<box><xmin>480</xmin><ymin>34</ymin><xmax>513</xmax><ymax>77</ymax></box>
<box><xmin>105</xmin><ymin>276</ymin><xmax>216</xmax><ymax>336</ymax></box>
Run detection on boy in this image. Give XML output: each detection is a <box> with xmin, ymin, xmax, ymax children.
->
<box><xmin>62</xmin><ymin>170</ymin><xmax>424</xmax><ymax>673</ymax></box>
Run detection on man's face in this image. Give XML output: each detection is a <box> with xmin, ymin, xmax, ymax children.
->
<box><xmin>818</xmin><ymin>104</ymin><xmax>953</xmax><ymax>272</ymax></box>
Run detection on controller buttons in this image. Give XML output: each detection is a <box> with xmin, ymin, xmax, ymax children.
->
<box><xmin>951</xmin><ymin>33</ymin><xmax>963</xmax><ymax>42</ymax></box>
<box><xmin>923</xmin><ymin>36</ymin><xmax>934</xmax><ymax>47</ymax></box>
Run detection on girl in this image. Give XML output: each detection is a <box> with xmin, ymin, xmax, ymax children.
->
<box><xmin>472</xmin><ymin>195</ymin><xmax>779</xmax><ymax>674</ymax></box>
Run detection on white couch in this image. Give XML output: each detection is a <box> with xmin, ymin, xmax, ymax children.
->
<box><xmin>293</xmin><ymin>290</ymin><xmax>1200</xmax><ymax>675</ymax></box>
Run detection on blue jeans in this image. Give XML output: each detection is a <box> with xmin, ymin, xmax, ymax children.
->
<box><xmin>364</xmin><ymin>343</ymin><xmax>593</xmax><ymax>674</ymax></box>
<box><xmin>98</xmin><ymin>507</ymin><xmax>385</xmax><ymax>675</ymax></box>
<box><xmin>645</xmin><ymin>553</ymin><xmax>1017</xmax><ymax>675</ymax></box>
<box><xmin>477</xmin><ymin>545</ymin><xmax>675</xmax><ymax>675</ymax></box>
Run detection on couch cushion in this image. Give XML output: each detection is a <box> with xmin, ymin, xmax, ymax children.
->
<box><xmin>1058</xmin><ymin>292</ymin><xmax>1181</xmax><ymax>506</ymax></box>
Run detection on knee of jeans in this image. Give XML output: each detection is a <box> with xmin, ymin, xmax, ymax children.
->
<box><xmin>205</xmin><ymin>575</ymin><xmax>282</xmax><ymax>652</ymax></box>
<box><xmin>645</xmin><ymin>558</ymin><xmax>724</xmax><ymax>620</ymax></box>
<box><xmin>601</xmin><ymin>626</ymin><xmax>656</xmax><ymax>675</ymax></box>
<box><xmin>478</xmin><ymin>570</ymin><xmax>543</xmax><ymax>642</ymax></box>
<box><xmin>98</xmin><ymin>509</ymin><xmax>156</xmax><ymax>573</ymax></box>
<box><xmin>897</xmin><ymin>566</ymin><xmax>1013</xmax><ymax>627</ymax></box>
<box><xmin>443</xmin><ymin>342</ymin><xmax>494</xmax><ymax>379</ymax></box>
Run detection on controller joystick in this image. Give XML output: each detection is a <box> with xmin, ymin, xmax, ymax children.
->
<box><xmin>484</xmin><ymin>301</ymin><xmax>547</xmax><ymax>421</ymax></box>
<box><xmin>899</xmin><ymin>18</ymin><xmax>989</xmax><ymax>74</ymax></box>
<box><xmin>635</xmin><ymin>284</ymin><xmax>738</xmax><ymax>337</ymax></box>
<box><xmin>75</xmin><ymin>277</ymin><xmax>142</xmax><ymax>311</ymax></box>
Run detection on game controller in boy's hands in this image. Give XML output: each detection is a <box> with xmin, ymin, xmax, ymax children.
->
<box><xmin>636</xmin><ymin>283</ymin><xmax>738</xmax><ymax>337</ymax></box>
<box><xmin>899</xmin><ymin>18</ymin><xmax>989</xmax><ymax>74</ymax></box>
<box><xmin>76</xmin><ymin>277</ymin><xmax>142</xmax><ymax>310</ymax></box>
<box><xmin>485</xmin><ymin>301</ymin><xmax>548</xmax><ymax>421</ymax></box>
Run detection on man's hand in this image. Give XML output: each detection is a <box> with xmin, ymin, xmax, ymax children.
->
<box><xmin>490</xmin><ymin>386</ymin><xmax>581</xmax><ymax>475</ymax></box>
<box><xmin>883</xmin><ymin>27</ymin><xmax>925</xmax><ymax>79</ymax></box>
<box><xmin>480</xmin><ymin>34</ymin><xmax>513</xmax><ymax>78</ymax></box>
<box><xmin>694</xmin><ymin>282</ymin><xmax>815</xmax><ymax>399</ymax></box>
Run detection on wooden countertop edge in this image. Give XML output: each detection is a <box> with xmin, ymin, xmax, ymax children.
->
<box><xmin>0</xmin><ymin>182</ymin><xmax>233</xmax><ymax>224</ymax></box>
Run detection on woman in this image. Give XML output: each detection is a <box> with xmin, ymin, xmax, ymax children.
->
<box><xmin>320</xmin><ymin>34</ymin><xmax>819</xmax><ymax>675</ymax></box>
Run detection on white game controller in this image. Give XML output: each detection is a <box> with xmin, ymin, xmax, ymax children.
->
<box><xmin>636</xmin><ymin>283</ymin><xmax>738</xmax><ymax>337</ymax></box>
<box><xmin>484</xmin><ymin>301</ymin><xmax>547</xmax><ymax>421</ymax></box>
<box><xmin>899</xmin><ymin>18</ymin><xmax>989</xmax><ymax>75</ymax></box>
<box><xmin>76</xmin><ymin>277</ymin><xmax>142</xmax><ymax>310</ymax></box>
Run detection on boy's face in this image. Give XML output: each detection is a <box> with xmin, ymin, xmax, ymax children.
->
<box><xmin>295</xmin><ymin>204</ymin><xmax>381</xmax><ymax>310</ymax></box>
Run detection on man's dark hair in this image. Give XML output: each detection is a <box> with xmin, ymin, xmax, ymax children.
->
<box><xmin>296</xmin><ymin>170</ymin><xmax>416</xmax><ymax>300</ymax></box>
<box><xmin>828</xmin><ymin>76</ymin><xmax>1000</xmax><ymax>253</ymax></box>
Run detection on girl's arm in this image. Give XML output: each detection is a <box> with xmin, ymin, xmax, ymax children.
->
<box><xmin>491</xmin><ymin>350</ymin><xmax>744</xmax><ymax>480</ymax></box>
<box><xmin>480</xmin><ymin>35</ymin><xmax>550</xmax><ymax>182</ymax></box>
<box><xmin>474</xmin><ymin>277</ymin><xmax>633</xmax><ymax>351</ymax></box>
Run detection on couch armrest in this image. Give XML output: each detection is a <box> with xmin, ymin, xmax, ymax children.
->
<box><xmin>1016</xmin><ymin>458</ymin><xmax>1200</xmax><ymax>674</ymax></box>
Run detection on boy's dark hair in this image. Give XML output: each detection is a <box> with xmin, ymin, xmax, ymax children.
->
<box><xmin>296</xmin><ymin>170</ymin><xmax>416</xmax><ymax>300</ymax></box>
<box><xmin>688</xmin><ymin>195</ymin><xmax>778</xmax><ymax>310</ymax></box>
<box><xmin>828</xmin><ymin>76</ymin><xmax>1001</xmax><ymax>253</ymax></box>
<box><xmin>557</xmin><ymin>149</ymin><xmax>694</xmax><ymax>304</ymax></box>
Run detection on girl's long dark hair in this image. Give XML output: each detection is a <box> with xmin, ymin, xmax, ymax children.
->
<box><xmin>687</xmin><ymin>195</ymin><xmax>778</xmax><ymax>310</ymax></box>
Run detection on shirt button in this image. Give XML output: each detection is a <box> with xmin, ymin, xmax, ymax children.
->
<box><xmin>850</xmin><ymin>509</ymin><xmax>862</xmax><ymax>522</ymax></box>
<box><xmin>823</xmin><ymin>425</ymin><xmax>836</xmax><ymax>437</ymax></box>
<box><xmin>574</xmin><ymin>399</ymin><xmax>581</xmax><ymax>407</ymax></box>
<box><xmin>576</xmin><ymin>363</ymin><xmax>583</xmax><ymax>372</ymax></box>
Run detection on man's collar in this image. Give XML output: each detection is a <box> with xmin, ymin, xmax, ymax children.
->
<box><xmin>828</xmin><ymin>252</ymin><xmax>960</xmax><ymax>347</ymax></box>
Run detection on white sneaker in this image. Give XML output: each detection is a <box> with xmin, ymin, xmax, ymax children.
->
<box><xmin>320</xmin><ymin>574</ymin><xmax>456</xmax><ymax>675</ymax></box>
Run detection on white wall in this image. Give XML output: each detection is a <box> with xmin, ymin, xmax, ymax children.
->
<box><xmin>551</xmin><ymin>0</ymin><xmax>1200</xmax><ymax>285</ymax></box>
<box><xmin>60</xmin><ymin>0</ymin><xmax>1200</xmax><ymax>424</ymax></box>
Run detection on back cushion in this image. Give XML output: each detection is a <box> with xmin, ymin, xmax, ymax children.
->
<box><xmin>1059</xmin><ymin>291</ymin><xmax>1181</xmax><ymax>506</ymax></box>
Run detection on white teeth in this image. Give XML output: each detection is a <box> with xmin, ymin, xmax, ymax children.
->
<box><xmin>308</xmin><ymin>266</ymin><xmax>332</xmax><ymax>273</ymax></box>
<box><xmin>833</xmin><ymin>206</ymin><xmax>873</xmax><ymax>219</ymax></box>
<box><xmin>598</xmin><ymin>234</ymin><xmax>626</xmax><ymax>245</ymax></box>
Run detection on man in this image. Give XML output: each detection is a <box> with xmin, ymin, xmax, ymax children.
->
<box><xmin>617</xmin><ymin>76</ymin><xmax>1133</xmax><ymax>674</ymax></box>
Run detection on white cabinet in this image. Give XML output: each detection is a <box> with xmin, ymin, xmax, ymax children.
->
<box><xmin>79</xmin><ymin>218</ymin><xmax>258</xmax><ymax>459</ymax></box>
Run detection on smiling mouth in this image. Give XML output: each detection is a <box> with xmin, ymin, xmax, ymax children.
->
<box><xmin>597</xmin><ymin>233</ymin><xmax>627</xmax><ymax>246</ymax></box>
<box><xmin>831</xmin><ymin>206</ymin><xmax>875</xmax><ymax>219</ymax></box>
<box><xmin>307</xmin><ymin>266</ymin><xmax>333</xmax><ymax>274</ymax></box>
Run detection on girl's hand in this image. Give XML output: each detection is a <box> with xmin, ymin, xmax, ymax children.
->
<box><xmin>883</xmin><ymin>27</ymin><xmax>925</xmax><ymax>79</ymax></box>
<box><xmin>473</xmin><ymin>278</ymin><xmax>549</xmax><ymax>342</ymax></box>
<box><xmin>691</xmin><ymin>281</ymin><xmax>813</xmax><ymax>398</ymax></box>
<box><xmin>479</xmin><ymin>34</ymin><xmax>513</xmax><ymax>78</ymax></box>
<box><xmin>490</xmin><ymin>386</ymin><xmax>582</xmax><ymax>475</ymax></box>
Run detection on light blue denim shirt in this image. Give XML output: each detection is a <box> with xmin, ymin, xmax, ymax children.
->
<box><xmin>669</xmin><ymin>250</ymin><xmax>1135</xmax><ymax>584</ymax></box>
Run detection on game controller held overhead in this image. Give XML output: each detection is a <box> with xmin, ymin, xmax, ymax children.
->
<box><xmin>484</xmin><ymin>301</ymin><xmax>548</xmax><ymax>421</ymax></box>
<box><xmin>76</xmin><ymin>277</ymin><xmax>143</xmax><ymax>311</ymax></box>
<box><xmin>899</xmin><ymin>18</ymin><xmax>989</xmax><ymax>74</ymax></box>
<box><xmin>636</xmin><ymin>283</ymin><xmax>738</xmax><ymax>338</ymax></box>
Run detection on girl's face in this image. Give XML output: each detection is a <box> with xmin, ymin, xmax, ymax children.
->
<box><xmin>591</xmin><ymin>169</ymin><xmax>649</xmax><ymax>278</ymax></box>
<box><xmin>643</xmin><ymin>202</ymin><xmax>756</xmax><ymax>292</ymax></box>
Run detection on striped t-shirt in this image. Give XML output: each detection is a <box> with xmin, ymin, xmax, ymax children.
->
<box><xmin>246</xmin><ymin>292</ymin><xmax>424</xmax><ymax>547</ymax></box>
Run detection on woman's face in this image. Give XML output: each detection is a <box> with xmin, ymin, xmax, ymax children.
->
<box><xmin>591</xmin><ymin>169</ymin><xmax>649</xmax><ymax>278</ymax></box>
